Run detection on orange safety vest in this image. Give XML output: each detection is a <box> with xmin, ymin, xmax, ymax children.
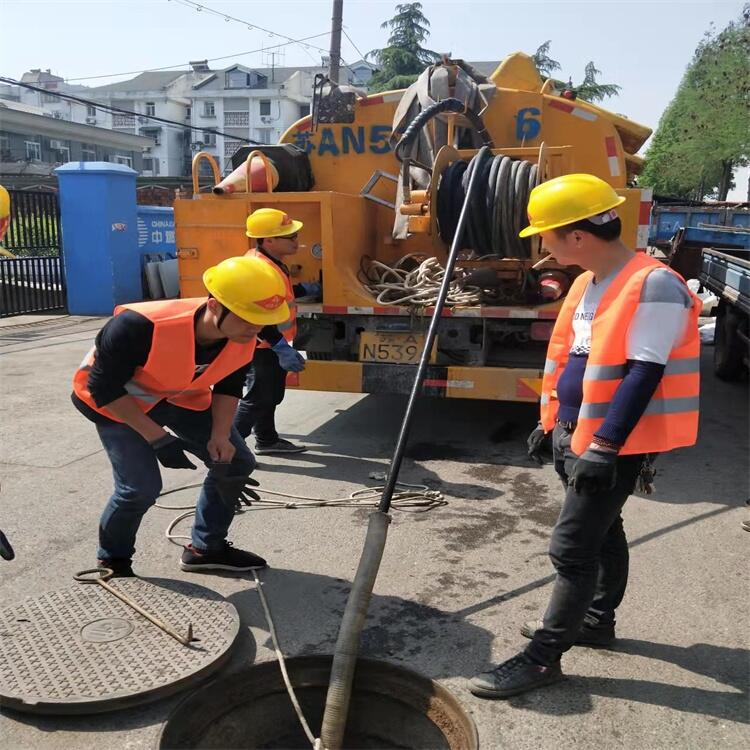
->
<box><xmin>250</xmin><ymin>249</ymin><xmax>297</xmax><ymax>349</ymax></box>
<box><xmin>540</xmin><ymin>253</ymin><xmax>701</xmax><ymax>456</ymax></box>
<box><xmin>73</xmin><ymin>298</ymin><xmax>256</xmax><ymax>422</ymax></box>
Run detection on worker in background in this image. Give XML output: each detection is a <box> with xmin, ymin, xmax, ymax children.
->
<box><xmin>234</xmin><ymin>208</ymin><xmax>321</xmax><ymax>455</ymax></box>
<box><xmin>470</xmin><ymin>174</ymin><xmax>700</xmax><ymax>699</ymax></box>
<box><xmin>72</xmin><ymin>256</ymin><xmax>289</xmax><ymax>577</ymax></box>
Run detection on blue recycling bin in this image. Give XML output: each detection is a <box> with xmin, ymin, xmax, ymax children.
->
<box><xmin>56</xmin><ymin>162</ymin><xmax>143</xmax><ymax>315</ymax></box>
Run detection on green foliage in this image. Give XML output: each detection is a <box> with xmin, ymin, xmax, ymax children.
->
<box><xmin>532</xmin><ymin>41</ymin><xmax>561</xmax><ymax>78</ymax></box>
<box><xmin>531</xmin><ymin>42</ymin><xmax>621</xmax><ymax>103</ymax></box>
<box><xmin>367</xmin><ymin>3</ymin><xmax>441</xmax><ymax>92</ymax></box>
<box><xmin>642</xmin><ymin>6</ymin><xmax>750</xmax><ymax>200</ymax></box>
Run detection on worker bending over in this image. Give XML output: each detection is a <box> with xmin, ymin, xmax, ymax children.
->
<box><xmin>72</xmin><ymin>256</ymin><xmax>288</xmax><ymax>577</ymax></box>
<box><xmin>470</xmin><ymin>174</ymin><xmax>700</xmax><ymax>698</ymax></box>
<box><xmin>234</xmin><ymin>208</ymin><xmax>321</xmax><ymax>454</ymax></box>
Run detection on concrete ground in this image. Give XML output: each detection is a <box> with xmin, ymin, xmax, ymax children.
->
<box><xmin>0</xmin><ymin>313</ymin><xmax>747</xmax><ymax>749</ymax></box>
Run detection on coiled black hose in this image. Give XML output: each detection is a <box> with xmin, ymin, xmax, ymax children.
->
<box><xmin>393</xmin><ymin>97</ymin><xmax>494</xmax><ymax>163</ymax></box>
<box><xmin>437</xmin><ymin>151</ymin><xmax>538</xmax><ymax>258</ymax></box>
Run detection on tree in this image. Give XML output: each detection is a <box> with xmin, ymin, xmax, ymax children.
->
<box><xmin>641</xmin><ymin>6</ymin><xmax>750</xmax><ymax>200</ymax></box>
<box><xmin>531</xmin><ymin>42</ymin><xmax>620</xmax><ymax>103</ymax></box>
<box><xmin>532</xmin><ymin>40</ymin><xmax>561</xmax><ymax>78</ymax></box>
<box><xmin>367</xmin><ymin>2</ymin><xmax>441</xmax><ymax>92</ymax></box>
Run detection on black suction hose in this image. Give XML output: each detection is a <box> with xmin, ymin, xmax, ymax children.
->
<box><xmin>319</xmin><ymin>146</ymin><xmax>493</xmax><ymax>750</ymax></box>
<box><xmin>394</xmin><ymin>97</ymin><xmax>494</xmax><ymax>162</ymax></box>
<box><xmin>437</xmin><ymin>151</ymin><xmax>538</xmax><ymax>258</ymax></box>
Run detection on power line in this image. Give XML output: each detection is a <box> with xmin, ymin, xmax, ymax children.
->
<box><xmin>0</xmin><ymin>76</ymin><xmax>262</xmax><ymax>145</ymax></box>
<box><xmin>169</xmin><ymin>0</ymin><xmax>358</xmax><ymax>76</ymax></box>
<box><xmin>342</xmin><ymin>28</ymin><xmax>369</xmax><ymax>65</ymax></box>
<box><xmin>63</xmin><ymin>32</ymin><xmax>332</xmax><ymax>83</ymax></box>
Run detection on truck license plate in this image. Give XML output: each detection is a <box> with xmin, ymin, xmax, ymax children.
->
<box><xmin>359</xmin><ymin>331</ymin><xmax>428</xmax><ymax>365</ymax></box>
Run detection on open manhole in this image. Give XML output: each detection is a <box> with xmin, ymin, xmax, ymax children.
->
<box><xmin>158</xmin><ymin>655</ymin><xmax>478</xmax><ymax>749</ymax></box>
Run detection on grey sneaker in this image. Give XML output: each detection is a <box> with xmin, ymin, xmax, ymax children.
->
<box><xmin>469</xmin><ymin>653</ymin><xmax>563</xmax><ymax>699</ymax></box>
<box><xmin>521</xmin><ymin>618</ymin><xmax>615</xmax><ymax>647</ymax></box>
<box><xmin>255</xmin><ymin>438</ymin><xmax>307</xmax><ymax>455</ymax></box>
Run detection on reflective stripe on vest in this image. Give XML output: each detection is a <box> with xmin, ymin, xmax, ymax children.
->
<box><xmin>251</xmin><ymin>250</ymin><xmax>297</xmax><ymax>348</ymax></box>
<box><xmin>539</xmin><ymin>254</ymin><xmax>701</xmax><ymax>455</ymax></box>
<box><xmin>72</xmin><ymin>298</ymin><xmax>256</xmax><ymax>422</ymax></box>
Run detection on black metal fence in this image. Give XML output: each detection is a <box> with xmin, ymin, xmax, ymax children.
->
<box><xmin>0</xmin><ymin>257</ymin><xmax>66</xmax><ymax>317</ymax></box>
<box><xmin>5</xmin><ymin>190</ymin><xmax>60</xmax><ymax>257</ymax></box>
<box><xmin>1</xmin><ymin>190</ymin><xmax>66</xmax><ymax>317</ymax></box>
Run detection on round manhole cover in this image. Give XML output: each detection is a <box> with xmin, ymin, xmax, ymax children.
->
<box><xmin>0</xmin><ymin>577</ymin><xmax>240</xmax><ymax>715</ymax></box>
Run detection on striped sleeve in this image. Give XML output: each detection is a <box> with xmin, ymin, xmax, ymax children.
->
<box><xmin>626</xmin><ymin>269</ymin><xmax>693</xmax><ymax>364</ymax></box>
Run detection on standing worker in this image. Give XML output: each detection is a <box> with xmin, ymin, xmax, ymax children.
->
<box><xmin>72</xmin><ymin>256</ymin><xmax>289</xmax><ymax>577</ymax></box>
<box><xmin>470</xmin><ymin>174</ymin><xmax>700</xmax><ymax>698</ymax></box>
<box><xmin>234</xmin><ymin>208</ymin><xmax>321</xmax><ymax>455</ymax></box>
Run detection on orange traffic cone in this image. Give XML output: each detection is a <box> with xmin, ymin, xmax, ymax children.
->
<box><xmin>213</xmin><ymin>150</ymin><xmax>279</xmax><ymax>195</ymax></box>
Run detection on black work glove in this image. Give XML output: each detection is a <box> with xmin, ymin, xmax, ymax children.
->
<box><xmin>527</xmin><ymin>423</ymin><xmax>550</xmax><ymax>465</ymax></box>
<box><xmin>211</xmin><ymin>463</ymin><xmax>261</xmax><ymax>510</ymax></box>
<box><xmin>150</xmin><ymin>434</ymin><xmax>197</xmax><ymax>470</ymax></box>
<box><xmin>568</xmin><ymin>449</ymin><xmax>618</xmax><ymax>494</ymax></box>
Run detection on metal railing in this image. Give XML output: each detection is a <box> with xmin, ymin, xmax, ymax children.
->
<box><xmin>0</xmin><ymin>256</ymin><xmax>66</xmax><ymax>317</ymax></box>
<box><xmin>1</xmin><ymin>190</ymin><xmax>66</xmax><ymax>316</ymax></box>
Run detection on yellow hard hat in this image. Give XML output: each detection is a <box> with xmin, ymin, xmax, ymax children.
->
<box><xmin>245</xmin><ymin>207</ymin><xmax>303</xmax><ymax>239</ymax></box>
<box><xmin>0</xmin><ymin>185</ymin><xmax>9</xmax><ymax>219</ymax></box>
<box><xmin>519</xmin><ymin>173</ymin><xmax>626</xmax><ymax>237</ymax></box>
<box><xmin>203</xmin><ymin>255</ymin><xmax>290</xmax><ymax>325</ymax></box>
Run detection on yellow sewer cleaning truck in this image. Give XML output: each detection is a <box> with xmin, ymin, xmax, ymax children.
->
<box><xmin>175</xmin><ymin>52</ymin><xmax>652</xmax><ymax>402</ymax></box>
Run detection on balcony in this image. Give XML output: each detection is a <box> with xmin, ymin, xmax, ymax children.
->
<box><xmin>113</xmin><ymin>114</ymin><xmax>135</xmax><ymax>128</ymax></box>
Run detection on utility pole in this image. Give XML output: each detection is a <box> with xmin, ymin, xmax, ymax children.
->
<box><xmin>328</xmin><ymin>0</ymin><xmax>343</xmax><ymax>83</ymax></box>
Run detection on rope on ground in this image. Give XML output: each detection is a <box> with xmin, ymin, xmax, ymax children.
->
<box><xmin>157</xmin><ymin>480</ymin><xmax>447</xmax><ymax>545</ymax></box>
<box><xmin>252</xmin><ymin>568</ymin><xmax>320</xmax><ymax>749</ymax></box>
<box><xmin>358</xmin><ymin>254</ymin><xmax>482</xmax><ymax>307</ymax></box>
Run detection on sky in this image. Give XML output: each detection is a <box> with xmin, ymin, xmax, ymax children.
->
<box><xmin>1</xmin><ymin>0</ymin><xmax>747</xmax><ymax>198</ymax></box>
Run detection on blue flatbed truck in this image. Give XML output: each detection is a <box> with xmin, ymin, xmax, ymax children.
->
<box><xmin>700</xmin><ymin>246</ymin><xmax>750</xmax><ymax>380</ymax></box>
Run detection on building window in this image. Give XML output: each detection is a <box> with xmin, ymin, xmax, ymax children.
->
<box><xmin>50</xmin><ymin>141</ymin><xmax>70</xmax><ymax>163</ymax></box>
<box><xmin>142</xmin><ymin>157</ymin><xmax>160</xmax><ymax>175</ymax></box>
<box><xmin>25</xmin><ymin>141</ymin><xmax>41</xmax><ymax>161</ymax></box>
<box><xmin>42</xmin><ymin>92</ymin><xmax>59</xmax><ymax>103</ymax></box>
<box><xmin>86</xmin><ymin>105</ymin><xmax>96</xmax><ymax>117</ymax></box>
<box><xmin>145</xmin><ymin>101</ymin><xmax>156</xmax><ymax>116</ymax></box>
<box><xmin>224</xmin><ymin>111</ymin><xmax>249</xmax><ymax>127</ymax></box>
<box><xmin>0</xmin><ymin>135</ymin><xmax>10</xmax><ymax>160</ymax></box>
<box><xmin>226</xmin><ymin>70</ymin><xmax>249</xmax><ymax>89</ymax></box>
<box><xmin>298</xmin><ymin>103</ymin><xmax>310</xmax><ymax>119</ymax></box>
<box><xmin>253</xmin><ymin>73</ymin><xmax>268</xmax><ymax>89</ymax></box>
<box><xmin>203</xmin><ymin>101</ymin><xmax>215</xmax><ymax>117</ymax></box>
<box><xmin>259</xmin><ymin>100</ymin><xmax>271</xmax><ymax>117</ymax></box>
<box><xmin>114</xmin><ymin>154</ymin><xmax>133</xmax><ymax>167</ymax></box>
<box><xmin>203</xmin><ymin>130</ymin><xmax>216</xmax><ymax>146</ymax></box>
<box><xmin>81</xmin><ymin>145</ymin><xmax>96</xmax><ymax>161</ymax></box>
<box><xmin>255</xmin><ymin>128</ymin><xmax>272</xmax><ymax>144</ymax></box>
<box><xmin>185</xmin><ymin>105</ymin><xmax>192</xmax><ymax>120</ymax></box>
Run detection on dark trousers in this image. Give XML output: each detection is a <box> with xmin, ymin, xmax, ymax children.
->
<box><xmin>525</xmin><ymin>423</ymin><xmax>644</xmax><ymax>666</ymax></box>
<box><xmin>234</xmin><ymin>348</ymin><xmax>287</xmax><ymax>444</ymax></box>
<box><xmin>96</xmin><ymin>401</ymin><xmax>255</xmax><ymax>560</ymax></box>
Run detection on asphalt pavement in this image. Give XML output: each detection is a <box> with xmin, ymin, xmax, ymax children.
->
<box><xmin>0</xmin><ymin>314</ymin><xmax>747</xmax><ymax>749</ymax></box>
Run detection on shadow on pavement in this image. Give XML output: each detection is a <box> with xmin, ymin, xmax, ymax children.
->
<box><xmin>226</xmin><ymin>566</ymin><xmax>495</xmax><ymax>682</ymax></box>
<box><xmin>507</xmin><ymin>639</ymin><xmax>748</xmax><ymax>724</ymax></box>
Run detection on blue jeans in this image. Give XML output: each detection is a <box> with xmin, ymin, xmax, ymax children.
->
<box><xmin>95</xmin><ymin>400</ymin><xmax>256</xmax><ymax>561</ymax></box>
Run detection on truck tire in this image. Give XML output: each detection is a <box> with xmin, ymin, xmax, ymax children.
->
<box><xmin>713</xmin><ymin>300</ymin><xmax>746</xmax><ymax>381</ymax></box>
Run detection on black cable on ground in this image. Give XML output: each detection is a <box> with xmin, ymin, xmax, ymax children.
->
<box><xmin>437</xmin><ymin>151</ymin><xmax>538</xmax><ymax>258</ymax></box>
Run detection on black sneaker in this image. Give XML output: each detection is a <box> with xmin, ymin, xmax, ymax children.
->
<box><xmin>521</xmin><ymin>618</ymin><xmax>616</xmax><ymax>647</ymax></box>
<box><xmin>255</xmin><ymin>438</ymin><xmax>307</xmax><ymax>455</ymax></box>
<box><xmin>469</xmin><ymin>654</ymin><xmax>563</xmax><ymax>699</ymax></box>
<box><xmin>179</xmin><ymin>543</ymin><xmax>267</xmax><ymax>572</ymax></box>
<box><xmin>97</xmin><ymin>558</ymin><xmax>135</xmax><ymax>578</ymax></box>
